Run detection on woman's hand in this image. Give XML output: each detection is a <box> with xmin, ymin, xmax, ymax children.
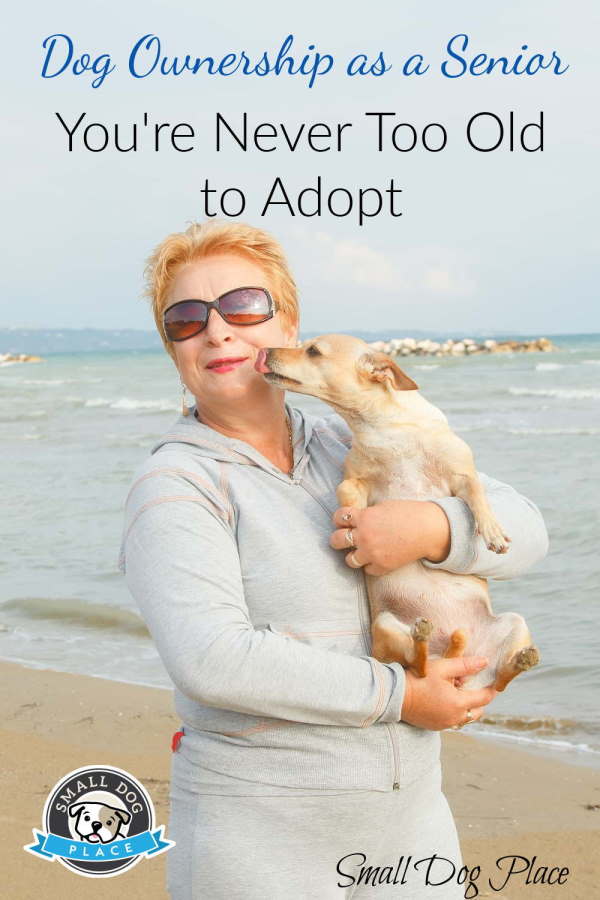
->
<box><xmin>330</xmin><ymin>500</ymin><xmax>451</xmax><ymax>575</ymax></box>
<box><xmin>400</xmin><ymin>656</ymin><xmax>496</xmax><ymax>730</ymax></box>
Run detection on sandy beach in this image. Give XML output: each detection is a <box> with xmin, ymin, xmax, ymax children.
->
<box><xmin>1</xmin><ymin>659</ymin><xmax>598</xmax><ymax>899</ymax></box>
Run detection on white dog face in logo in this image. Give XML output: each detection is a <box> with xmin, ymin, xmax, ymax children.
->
<box><xmin>69</xmin><ymin>802</ymin><xmax>131</xmax><ymax>844</ymax></box>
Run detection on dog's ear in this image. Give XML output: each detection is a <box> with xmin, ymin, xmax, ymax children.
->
<box><xmin>358</xmin><ymin>352</ymin><xmax>418</xmax><ymax>391</ymax></box>
<box><xmin>113</xmin><ymin>808</ymin><xmax>131</xmax><ymax>825</ymax></box>
<box><xmin>68</xmin><ymin>803</ymin><xmax>85</xmax><ymax>818</ymax></box>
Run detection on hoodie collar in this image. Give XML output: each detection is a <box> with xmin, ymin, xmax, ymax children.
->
<box><xmin>151</xmin><ymin>402</ymin><xmax>314</xmax><ymax>482</ymax></box>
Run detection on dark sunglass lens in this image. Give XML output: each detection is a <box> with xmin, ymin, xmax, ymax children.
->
<box><xmin>219</xmin><ymin>289</ymin><xmax>271</xmax><ymax>324</ymax></box>
<box><xmin>164</xmin><ymin>302</ymin><xmax>207</xmax><ymax>340</ymax></box>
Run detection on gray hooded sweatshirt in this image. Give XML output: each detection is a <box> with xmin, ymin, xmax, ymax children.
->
<box><xmin>119</xmin><ymin>404</ymin><xmax>548</xmax><ymax>793</ymax></box>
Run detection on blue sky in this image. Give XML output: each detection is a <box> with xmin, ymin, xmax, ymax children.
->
<box><xmin>2</xmin><ymin>0</ymin><xmax>598</xmax><ymax>334</ymax></box>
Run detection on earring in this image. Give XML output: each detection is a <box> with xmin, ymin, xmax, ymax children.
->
<box><xmin>180</xmin><ymin>378</ymin><xmax>190</xmax><ymax>417</ymax></box>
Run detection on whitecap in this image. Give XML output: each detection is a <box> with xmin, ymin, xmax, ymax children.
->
<box><xmin>509</xmin><ymin>387</ymin><xmax>600</xmax><ymax>400</ymax></box>
<box><xmin>0</xmin><ymin>409</ymin><xmax>47</xmax><ymax>421</ymax></box>
<box><xmin>413</xmin><ymin>364</ymin><xmax>440</xmax><ymax>370</ymax></box>
<box><xmin>109</xmin><ymin>397</ymin><xmax>177</xmax><ymax>411</ymax></box>
<box><xmin>82</xmin><ymin>396</ymin><xmax>177</xmax><ymax>412</ymax></box>
<box><xmin>84</xmin><ymin>397</ymin><xmax>112</xmax><ymax>407</ymax></box>
<box><xmin>535</xmin><ymin>363</ymin><xmax>564</xmax><ymax>371</ymax></box>
<box><xmin>506</xmin><ymin>427</ymin><xmax>600</xmax><ymax>436</ymax></box>
<box><xmin>582</xmin><ymin>359</ymin><xmax>600</xmax><ymax>366</ymax></box>
<box><xmin>21</xmin><ymin>379</ymin><xmax>68</xmax><ymax>385</ymax></box>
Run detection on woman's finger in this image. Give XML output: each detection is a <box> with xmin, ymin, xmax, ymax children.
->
<box><xmin>452</xmin><ymin>706</ymin><xmax>485</xmax><ymax>729</ymax></box>
<box><xmin>345</xmin><ymin>549</ymin><xmax>367</xmax><ymax>569</ymax></box>
<box><xmin>333</xmin><ymin>507</ymin><xmax>363</xmax><ymax>528</ymax></box>
<box><xmin>457</xmin><ymin>684</ymin><xmax>497</xmax><ymax>709</ymax></box>
<box><xmin>466</xmin><ymin>707</ymin><xmax>485</xmax><ymax>723</ymax></box>
<box><xmin>440</xmin><ymin>655</ymin><xmax>489</xmax><ymax>680</ymax></box>
<box><xmin>329</xmin><ymin>528</ymin><xmax>357</xmax><ymax>550</ymax></box>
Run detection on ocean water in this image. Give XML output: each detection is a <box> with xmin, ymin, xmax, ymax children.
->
<box><xmin>1</xmin><ymin>333</ymin><xmax>599</xmax><ymax>766</ymax></box>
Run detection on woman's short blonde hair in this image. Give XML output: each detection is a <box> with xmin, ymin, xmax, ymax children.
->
<box><xmin>144</xmin><ymin>221</ymin><xmax>299</xmax><ymax>359</ymax></box>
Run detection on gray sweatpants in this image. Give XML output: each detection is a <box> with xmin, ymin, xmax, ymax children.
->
<box><xmin>166</xmin><ymin>741</ymin><xmax>466</xmax><ymax>899</ymax></box>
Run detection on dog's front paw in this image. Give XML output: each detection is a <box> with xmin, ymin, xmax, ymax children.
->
<box><xmin>478</xmin><ymin>519</ymin><xmax>511</xmax><ymax>554</ymax></box>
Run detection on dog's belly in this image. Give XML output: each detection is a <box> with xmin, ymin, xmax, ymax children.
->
<box><xmin>362</xmin><ymin>464</ymin><xmax>533</xmax><ymax>677</ymax></box>
<box><xmin>367</xmin><ymin>563</ymin><xmax>504</xmax><ymax>660</ymax></box>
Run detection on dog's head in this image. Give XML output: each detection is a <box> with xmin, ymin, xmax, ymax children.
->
<box><xmin>256</xmin><ymin>334</ymin><xmax>418</xmax><ymax>419</ymax></box>
<box><xmin>68</xmin><ymin>801</ymin><xmax>131</xmax><ymax>844</ymax></box>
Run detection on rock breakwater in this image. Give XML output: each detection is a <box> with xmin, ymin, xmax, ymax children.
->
<box><xmin>365</xmin><ymin>337</ymin><xmax>556</xmax><ymax>357</ymax></box>
<box><xmin>0</xmin><ymin>353</ymin><xmax>43</xmax><ymax>365</ymax></box>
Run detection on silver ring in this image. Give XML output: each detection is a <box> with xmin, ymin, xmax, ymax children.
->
<box><xmin>349</xmin><ymin>551</ymin><xmax>362</xmax><ymax>569</ymax></box>
<box><xmin>342</xmin><ymin>512</ymin><xmax>353</xmax><ymax>524</ymax></box>
<box><xmin>451</xmin><ymin>709</ymin><xmax>474</xmax><ymax>731</ymax></box>
<box><xmin>345</xmin><ymin>528</ymin><xmax>355</xmax><ymax>547</ymax></box>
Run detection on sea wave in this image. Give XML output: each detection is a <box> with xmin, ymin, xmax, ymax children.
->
<box><xmin>582</xmin><ymin>359</ymin><xmax>600</xmax><ymax>365</ymax></box>
<box><xmin>506</xmin><ymin>427</ymin><xmax>600</xmax><ymax>436</ymax></box>
<box><xmin>480</xmin><ymin>713</ymin><xmax>594</xmax><ymax>735</ymax></box>
<box><xmin>0</xmin><ymin>655</ymin><xmax>171</xmax><ymax>692</ymax></box>
<box><xmin>0</xmin><ymin>410</ymin><xmax>47</xmax><ymax>422</ymax></box>
<box><xmin>509</xmin><ymin>387</ymin><xmax>600</xmax><ymax>399</ymax></box>
<box><xmin>0</xmin><ymin>597</ymin><xmax>149</xmax><ymax>637</ymax></box>
<box><xmin>474</xmin><ymin>727</ymin><xmax>600</xmax><ymax>757</ymax></box>
<box><xmin>83</xmin><ymin>397</ymin><xmax>177</xmax><ymax>412</ymax></box>
<box><xmin>474</xmin><ymin>712</ymin><xmax>600</xmax><ymax>757</ymax></box>
<box><xmin>20</xmin><ymin>379</ymin><xmax>69</xmax><ymax>385</ymax></box>
<box><xmin>535</xmin><ymin>363</ymin><xmax>565</xmax><ymax>371</ymax></box>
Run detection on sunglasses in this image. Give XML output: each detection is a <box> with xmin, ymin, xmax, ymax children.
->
<box><xmin>163</xmin><ymin>287</ymin><xmax>277</xmax><ymax>342</ymax></box>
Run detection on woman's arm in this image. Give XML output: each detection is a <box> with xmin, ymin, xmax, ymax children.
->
<box><xmin>122</xmin><ymin>480</ymin><xmax>407</xmax><ymax>728</ymax></box>
<box><xmin>124</xmin><ymin>496</ymin><xmax>494</xmax><ymax>731</ymax></box>
<box><xmin>121</xmin><ymin>463</ymin><xmax>497</xmax><ymax>731</ymax></box>
<box><xmin>332</xmin><ymin>474</ymin><xmax>548</xmax><ymax>581</ymax></box>
<box><xmin>424</xmin><ymin>472</ymin><xmax>549</xmax><ymax>579</ymax></box>
<box><xmin>324</xmin><ymin>412</ymin><xmax>548</xmax><ymax>580</ymax></box>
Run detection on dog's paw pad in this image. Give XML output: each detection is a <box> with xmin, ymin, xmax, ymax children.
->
<box><xmin>411</xmin><ymin>617</ymin><xmax>433</xmax><ymax>642</ymax></box>
<box><xmin>515</xmin><ymin>646</ymin><xmax>540</xmax><ymax>671</ymax></box>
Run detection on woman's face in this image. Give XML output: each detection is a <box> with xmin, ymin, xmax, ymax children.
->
<box><xmin>168</xmin><ymin>254</ymin><xmax>298</xmax><ymax>411</ymax></box>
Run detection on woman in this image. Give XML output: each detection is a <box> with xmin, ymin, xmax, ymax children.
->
<box><xmin>120</xmin><ymin>221</ymin><xmax>548</xmax><ymax>899</ymax></box>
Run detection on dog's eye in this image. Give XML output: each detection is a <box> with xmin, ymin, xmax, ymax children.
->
<box><xmin>306</xmin><ymin>345</ymin><xmax>322</xmax><ymax>357</ymax></box>
<box><xmin>107</xmin><ymin>819</ymin><xmax>113</xmax><ymax>825</ymax></box>
<box><xmin>84</xmin><ymin>815</ymin><xmax>90</xmax><ymax>821</ymax></box>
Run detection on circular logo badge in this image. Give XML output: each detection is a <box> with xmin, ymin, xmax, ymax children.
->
<box><xmin>24</xmin><ymin>764</ymin><xmax>174</xmax><ymax>878</ymax></box>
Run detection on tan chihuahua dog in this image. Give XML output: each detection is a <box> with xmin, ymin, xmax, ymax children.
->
<box><xmin>257</xmin><ymin>334</ymin><xmax>540</xmax><ymax>692</ymax></box>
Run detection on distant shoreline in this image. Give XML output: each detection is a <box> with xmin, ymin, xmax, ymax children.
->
<box><xmin>1</xmin><ymin>336</ymin><xmax>559</xmax><ymax>363</ymax></box>
<box><xmin>6</xmin><ymin>329</ymin><xmax>599</xmax><ymax>358</ymax></box>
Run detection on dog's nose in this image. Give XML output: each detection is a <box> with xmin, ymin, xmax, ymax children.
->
<box><xmin>92</xmin><ymin>822</ymin><xmax>101</xmax><ymax>830</ymax></box>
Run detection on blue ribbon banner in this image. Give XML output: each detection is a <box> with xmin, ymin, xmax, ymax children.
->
<box><xmin>25</xmin><ymin>826</ymin><xmax>174</xmax><ymax>861</ymax></box>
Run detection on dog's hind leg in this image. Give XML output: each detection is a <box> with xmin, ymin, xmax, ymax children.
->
<box><xmin>411</xmin><ymin>617</ymin><xmax>433</xmax><ymax>677</ymax></box>
<box><xmin>495</xmin><ymin>646</ymin><xmax>540</xmax><ymax>691</ymax></box>
<box><xmin>491</xmin><ymin>612</ymin><xmax>540</xmax><ymax>691</ymax></box>
<box><xmin>371</xmin><ymin>612</ymin><xmax>435</xmax><ymax>677</ymax></box>
<box><xmin>443</xmin><ymin>629</ymin><xmax>468</xmax><ymax>659</ymax></box>
<box><xmin>371</xmin><ymin>611</ymin><xmax>416</xmax><ymax>667</ymax></box>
